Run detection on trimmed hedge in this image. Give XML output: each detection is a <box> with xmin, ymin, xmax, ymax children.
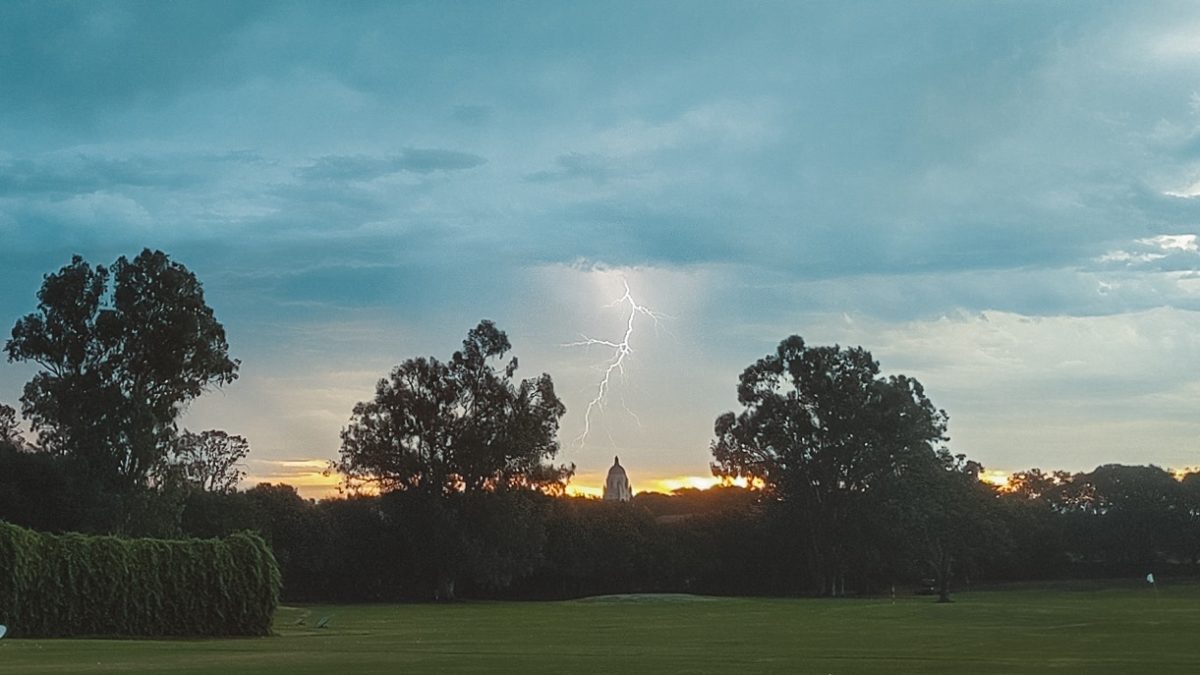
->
<box><xmin>0</xmin><ymin>521</ymin><xmax>279</xmax><ymax>637</ymax></box>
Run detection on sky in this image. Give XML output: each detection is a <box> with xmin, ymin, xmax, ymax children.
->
<box><xmin>3</xmin><ymin>1</ymin><xmax>1200</xmax><ymax>497</ymax></box>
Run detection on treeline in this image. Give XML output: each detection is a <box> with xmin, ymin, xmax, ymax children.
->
<box><xmin>4</xmin><ymin>250</ymin><xmax>1200</xmax><ymax>605</ymax></box>
<box><xmin>192</xmin><ymin>465</ymin><xmax>1200</xmax><ymax>600</ymax></box>
<box><xmin>5</xmin><ymin>448</ymin><xmax>1197</xmax><ymax>602</ymax></box>
<box><xmin>998</xmin><ymin>465</ymin><xmax>1200</xmax><ymax>578</ymax></box>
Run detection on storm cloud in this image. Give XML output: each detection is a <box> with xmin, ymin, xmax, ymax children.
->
<box><xmin>4</xmin><ymin>1</ymin><xmax>1200</xmax><ymax>486</ymax></box>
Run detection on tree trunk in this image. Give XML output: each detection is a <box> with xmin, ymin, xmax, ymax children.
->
<box><xmin>435</xmin><ymin>574</ymin><xmax>456</xmax><ymax>602</ymax></box>
<box><xmin>936</xmin><ymin>553</ymin><xmax>953</xmax><ymax>603</ymax></box>
<box><xmin>805</xmin><ymin>522</ymin><xmax>825</xmax><ymax>596</ymax></box>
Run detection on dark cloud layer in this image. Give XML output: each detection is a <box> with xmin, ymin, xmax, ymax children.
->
<box><xmin>2</xmin><ymin>2</ymin><xmax>1197</xmax><ymax>315</ymax></box>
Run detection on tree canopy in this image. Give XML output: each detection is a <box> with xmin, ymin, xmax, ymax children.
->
<box><xmin>336</xmin><ymin>320</ymin><xmax>572</xmax><ymax>496</ymax></box>
<box><xmin>711</xmin><ymin>335</ymin><xmax>950</xmax><ymax>499</ymax></box>
<box><xmin>5</xmin><ymin>249</ymin><xmax>239</xmax><ymax>486</ymax></box>
<box><xmin>710</xmin><ymin>335</ymin><xmax>952</xmax><ymax>595</ymax></box>
<box><xmin>0</xmin><ymin>402</ymin><xmax>22</xmax><ymax>448</ymax></box>
<box><xmin>155</xmin><ymin>429</ymin><xmax>251</xmax><ymax>494</ymax></box>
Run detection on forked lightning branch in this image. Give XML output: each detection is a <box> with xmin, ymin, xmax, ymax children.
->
<box><xmin>565</xmin><ymin>279</ymin><xmax>663</xmax><ymax>446</ymax></box>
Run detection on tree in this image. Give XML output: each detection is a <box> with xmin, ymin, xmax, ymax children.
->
<box><xmin>710</xmin><ymin>336</ymin><xmax>950</xmax><ymax>595</ymax></box>
<box><xmin>335</xmin><ymin>320</ymin><xmax>570</xmax><ymax>599</ymax></box>
<box><xmin>5</xmin><ymin>250</ymin><xmax>239</xmax><ymax>486</ymax></box>
<box><xmin>336</xmin><ymin>320</ymin><xmax>571</xmax><ymax>495</ymax></box>
<box><xmin>0</xmin><ymin>402</ymin><xmax>23</xmax><ymax>448</ymax></box>
<box><xmin>1072</xmin><ymin>464</ymin><xmax>1183</xmax><ymax>572</ymax></box>
<box><xmin>379</xmin><ymin>488</ymin><xmax>550</xmax><ymax>600</ymax></box>
<box><xmin>0</xmin><ymin>440</ymin><xmax>84</xmax><ymax>531</ymax></box>
<box><xmin>1006</xmin><ymin>468</ymin><xmax>1072</xmax><ymax>501</ymax></box>
<box><xmin>992</xmin><ymin>469</ymin><xmax>1072</xmax><ymax>580</ymax></box>
<box><xmin>157</xmin><ymin>429</ymin><xmax>251</xmax><ymax>493</ymax></box>
<box><xmin>1179</xmin><ymin>472</ymin><xmax>1200</xmax><ymax>568</ymax></box>
<box><xmin>883</xmin><ymin>457</ymin><xmax>1005</xmax><ymax>602</ymax></box>
<box><xmin>242</xmin><ymin>483</ymin><xmax>332</xmax><ymax>600</ymax></box>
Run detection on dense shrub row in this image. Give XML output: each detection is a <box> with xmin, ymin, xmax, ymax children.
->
<box><xmin>0</xmin><ymin>521</ymin><xmax>279</xmax><ymax>637</ymax></box>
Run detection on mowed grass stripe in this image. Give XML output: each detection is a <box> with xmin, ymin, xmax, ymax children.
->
<box><xmin>1</xmin><ymin>583</ymin><xmax>1198</xmax><ymax>673</ymax></box>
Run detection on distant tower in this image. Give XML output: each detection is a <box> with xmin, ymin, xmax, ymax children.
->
<box><xmin>603</xmin><ymin>456</ymin><xmax>633</xmax><ymax>502</ymax></box>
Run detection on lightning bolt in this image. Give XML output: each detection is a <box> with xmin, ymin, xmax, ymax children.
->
<box><xmin>566</xmin><ymin>278</ymin><xmax>662</xmax><ymax>447</ymax></box>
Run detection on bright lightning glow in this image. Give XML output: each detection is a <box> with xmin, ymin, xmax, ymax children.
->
<box><xmin>566</xmin><ymin>278</ymin><xmax>662</xmax><ymax>447</ymax></box>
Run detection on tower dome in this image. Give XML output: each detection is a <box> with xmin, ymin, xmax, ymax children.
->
<box><xmin>603</xmin><ymin>456</ymin><xmax>633</xmax><ymax>502</ymax></box>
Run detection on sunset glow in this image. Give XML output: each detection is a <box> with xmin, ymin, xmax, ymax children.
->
<box><xmin>562</xmin><ymin>473</ymin><xmax>759</xmax><ymax>498</ymax></box>
<box><xmin>242</xmin><ymin>462</ymin><xmax>1200</xmax><ymax>502</ymax></box>
<box><xmin>244</xmin><ymin>462</ymin><xmax>765</xmax><ymax>500</ymax></box>
<box><xmin>243</xmin><ymin>459</ymin><xmax>343</xmax><ymax>500</ymax></box>
<box><xmin>643</xmin><ymin>476</ymin><xmax>759</xmax><ymax>493</ymax></box>
<box><xmin>978</xmin><ymin>470</ymin><xmax>1014</xmax><ymax>490</ymax></box>
<box><xmin>1172</xmin><ymin>467</ymin><xmax>1199</xmax><ymax>481</ymax></box>
<box><xmin>565</xmin><ymin>484</ymin><xmax>604</xmax><ymax>499</ymax></box>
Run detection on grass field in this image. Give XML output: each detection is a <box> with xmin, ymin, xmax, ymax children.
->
<box><xmin>3</xmin><ymin>581</ymin><xmax>1199</xmax><ymax>673</ymax></box>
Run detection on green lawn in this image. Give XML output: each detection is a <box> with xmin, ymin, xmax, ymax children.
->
<box><xmin>3</xmin><ymin>582</ymin><xmax>1199</xmax><ymax>674</ymax></box>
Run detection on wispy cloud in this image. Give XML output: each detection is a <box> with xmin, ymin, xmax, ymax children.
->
<box><xmin>525</xmin><ymin>153</ymin><xmax>625</xmax><ymax>184</ymax></box>
<box><xmin>298</xmin><ymin>149</ymin><xmax>486</xmax><ymax>181</ymax></box>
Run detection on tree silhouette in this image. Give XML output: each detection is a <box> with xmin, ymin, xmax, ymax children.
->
<box><xmin>711</xmin><ymin>335</ymin><xmax>949</xmax><ymax>595</ymax></box>
<box><xmin>5</xmin><ymin>250</ymin><xmax>238</xmax><ymax>486</ymax></box>
<box><xmin>0</xmin><ymin>402</ymin><xmax>23</xmax><ymax>448</ymax></box>
<box><xmin>156</xmin><ymin>429</ymin><xmax>251</xmax><ymax>493</ymax></box>
<box><xmin>337</xmin><ymin>320</ymin><xmax>571</xmax><ymax>495</ymax></box>
<box><xmin>335</xmin><ymin>320</ymin><xmax>571</xmax><ymax>600</ymax></box>
<box><xmin>883</xmin><ymin>457</ymin><xmax>1004</xmax><ymax>601</ymax></box>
